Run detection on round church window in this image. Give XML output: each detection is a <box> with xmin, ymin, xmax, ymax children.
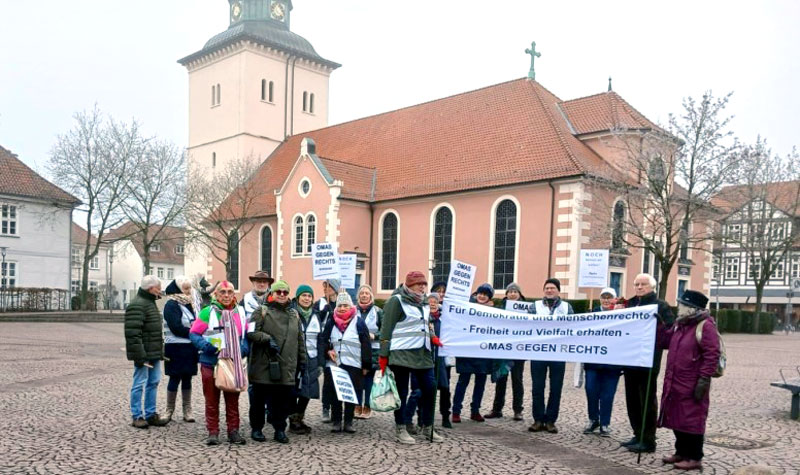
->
<box><xmin>300</xmin><ymin>179</ymin><xmax>311</xmax><ymax>197</ymax></box>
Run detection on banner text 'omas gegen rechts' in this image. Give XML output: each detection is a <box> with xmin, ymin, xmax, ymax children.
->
<box><xmin>439</xmin><ymin>300</ymin><xmax>657</xmax><ymax>368</ymax></box>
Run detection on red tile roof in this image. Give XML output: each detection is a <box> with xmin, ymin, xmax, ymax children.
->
<box><xmin>712</xmin><ymin>181</ymin><xmax>800</xmax><ymax>218</ymax></box>
<box><xmin>231</xmin><ymin>78</ymin><xmax>656</xmax><ymax>216</ymax></box>
<box><xmin>107</xmin><ymin>221</ymin><xmax>186</xmax><ymax>265</ymax></box>
<box><xmin>71</xmin><ymin>222</ymin><xmax>101</xmax><ymax>246</ymax></box>
<box><xmin>0</xmin><ymin>145</ymin><xmax>79</xmax><ymax>205</ymax></box>
<box><xmin>560</xmin><ymin>91</ymin><xmax>662</xmax><ymax>136</ymax></box>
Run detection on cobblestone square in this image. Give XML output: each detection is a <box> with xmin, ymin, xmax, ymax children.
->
<box><xmin>1</xmin><ymin>323</ymin><xmax>798</xmax><ymax>474</ymax></box>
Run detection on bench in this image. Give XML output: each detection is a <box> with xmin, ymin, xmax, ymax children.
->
<box><xmin>771</xmin><ymin>368</ymin><xmax>800</xmax><ymax>420</ymax></box>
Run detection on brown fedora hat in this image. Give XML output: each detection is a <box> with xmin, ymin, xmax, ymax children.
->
<box><xmin>249</xmin><ymin>270</ymin><xmax>274</xmax><ymax>284</ymax></box>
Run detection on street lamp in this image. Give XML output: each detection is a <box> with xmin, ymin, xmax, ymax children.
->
<box><xmin>0</xmin><ymin>246</ymin><xmax>7</xmax><ymax>311</ymax></box>
<box><xmin>108</xmin><ymin>246</ymin><xmax>114</xmax><ymax>313</ymax></box>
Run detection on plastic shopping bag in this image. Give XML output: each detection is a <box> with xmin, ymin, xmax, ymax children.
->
<box><xmin>369</xmin><ymin>367</ymin><xmax>401</xmax><ymax>412</ymax></box>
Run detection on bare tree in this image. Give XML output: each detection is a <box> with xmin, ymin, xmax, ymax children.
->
<box><xmin>590</xmin><ymin>92</ymin><xmax>739</xmax><ymax>298</ymax></box>
<box><xmin>715</xmin><ymin>139</ymin><xmax>800</xmax><ymax>322</ymax></box>
<box><xmin>185</xmin><ymin>156</ymin><xmax>261</xmax><ymax>283</ymax></box>
<box><xmin>49</xmin><ymin>107</ymin><xmax>141</xmax><ymax>309</ymax></box>
<box><xmin>121</xmin><ymin>140</ymin><xmax>187</xmax><ymax>273</ymax></box>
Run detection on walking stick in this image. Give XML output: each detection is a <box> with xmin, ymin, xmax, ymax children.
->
<box><xmin>636</xmin><ymin>366</ymin><xmax>655</xmax><ymax>464</ymax></box>
<box><xmin>430</xmin><ymin>344</ymin><xmax>440</xmax><ymax>443</ymax></box>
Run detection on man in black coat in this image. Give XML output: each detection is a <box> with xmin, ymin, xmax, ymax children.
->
<box><xmin>621</xmin><ymin>273</ymin><xmax>675</xmax><ymax>453</ymax></box>
<box><xmin>125</xmin><ymin>275</ymin><xmax>168</xmax><ymax>429</ymax></box>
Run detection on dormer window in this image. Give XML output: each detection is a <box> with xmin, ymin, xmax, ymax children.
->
<box><xmin>151</xmin><ymin>244</ymin><xmax>161</xmax><ymax>253</ymax></box>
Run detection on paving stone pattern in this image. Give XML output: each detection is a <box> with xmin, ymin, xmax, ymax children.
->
<box><xmin>0</xmin><ymin>324</ymin><xmax>797</xmax><ymax>474</ymax></box>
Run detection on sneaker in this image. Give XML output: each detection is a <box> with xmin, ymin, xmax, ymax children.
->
<box><xmin>599</xmin><ymin>425</ymin><xmax>611</xmax><ymax>437</ymax></box>
<box><xmin>131</xmin><ymin>417</ymin><xmax>148</xmax><ymax>429</ymax></box>
<box><xmin>331</xmin><ymin>423</ymin><xmax>343</xmax><ymax>433</ymax></box>
<box><xmin>145</xmin><ymin>413</ymin><xmax>169</xmax><ymax>427</ymax></box>
<box><xmin>583</xmin><ymin>420</ymin><xmax>600</xmax><ymax>434</ymax></box>
<box><xmin>395</xmin><ymin>424</ymin><xmax>416</xmax><ymax>445</ymax></box>
<box><xmin>228</xmin><ymin>430</ymin><xmax>246</xmax><ymax>445</ymax></box>
<box><xmin>422</xmin><ymin>425</ymin><xmax>444</xmax><ymax>443</ymax></box>
<box><xmin>545</xmin><ymin>423</ymin><xmax>558</xmax><ymax>433</ymax></box>
<box><xmin>250</xmin><ymin>430</ymin><xmax>266</xmax><ymax>442</ymax></box>
<box><xmin>406</xmin><ymin>423</ymin><xmax>419</xmax><ymax>435</ymax></box>
<box><xmin>206</xmin><ymin>434</ymin><xmax>220</xmax><ymax>446</ymax></box>
<box><xmin>484</xmin><ymin>411</ymin><xmax>503</xmax><ymax>419</ymax></box>
<box><xmin>452</xmin><ymin>414</ymin><xmax>462</xmax><ymax>423</ymax></box>
<box><xmin>513</xmin><ymin>412</ymin><xmax>524</xmax><ymax>421</ymax></box>
<box><xmin>528</xmin><ymin>421</ymin><xmax>544</xmax><ymax>432</ymax></box>
<box><xmin>470</xmin><ymin>413</ymin><xmax>485</xmax><ymax>422</ymax></box>
<box><xmin>321</xmin><ymin>408</ymin><xmax>331</xmax><ymax>423</ymax></box>
<box><xmin>343</xmin><ymin>423</ymin><xmax>356</xmax><ymax>434</ymax></box>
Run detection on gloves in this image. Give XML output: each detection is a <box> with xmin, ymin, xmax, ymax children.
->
<box><xmin>379</xmin><ymin>356</ymin><xmax>389</xmax><ymax>373</ymax></box>
<box><xmin>268</xmin><ymin>339</ymin><xmax>281</xmax><ymax>356</ymax></box>
<box><xmin>431</xmin><ymin>336</ymin><xmax>443</xmax><ymax>347</ymax></box>
<box><xmin>693</xmin><ymin>376</ymin><xmax>710</xmax><ymax>401</ymax></box>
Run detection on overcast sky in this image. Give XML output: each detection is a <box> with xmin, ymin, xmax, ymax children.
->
<box><xmin>1</xmin><ymin>0</ymin><xmax>798</xmax><ymax>176</ymax></box>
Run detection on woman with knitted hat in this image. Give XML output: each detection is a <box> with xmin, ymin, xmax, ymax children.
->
<box><xmin>288</xmin><ymin>284</ymin><xmax>323</xmax><ymax>434</ymax></box>
<box><xmin>379</xmin><ymin>271</ymin><xmax>444</xmax><ymax>444</ymax></box>
<box><xmin>320</xmin><ymin>291</ymin><xmax>372</xmax><ymax>433</ymax></box>
<box><xmin>452</xmin><ymin>283</ymin><xmax>495</xmax><ymax>424</ymax></box>
<box><xmin>162</xmin><ymin>276</ymin><xmax>199</xmax><ymax>423</ymax></box>
<box><xmin>354</xmin><ymin>284</ymin><xmax>383</xmax><ymax>419</ymax></box>
<box><xmin>189</xmin><ymin>281</ymin><xmax>250</xmax><ymax>446</ymax></box>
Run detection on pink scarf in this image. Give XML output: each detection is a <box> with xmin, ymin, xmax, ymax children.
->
<box><xmin>334</xmin><ymin>307</ymin><xmax>356</xmax><ymax>333</ymax></box>
<box><xmin>219</xmin><ymin>309</ymin><xmax>246</xmax><ymax>389</ymax></box>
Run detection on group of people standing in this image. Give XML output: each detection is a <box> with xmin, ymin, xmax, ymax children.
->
<box><xmin>124</xmin><ymin>267</ymin><xmax>720</xmax><ymax>471</ymax></box>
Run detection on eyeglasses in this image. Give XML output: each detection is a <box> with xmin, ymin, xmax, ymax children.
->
<box><xmin>274</xmin><ymin>290</ymin><xmax>289</xmax><ymax>296</ymax></box>
<box><xmin>218</xmin><ymin>290</ymin><xmax>235</xmax><ymax>296</ymax></box>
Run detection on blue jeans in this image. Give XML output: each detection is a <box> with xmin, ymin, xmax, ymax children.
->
<box><xmin>361</xmin><ymin>369</ymin><xmax>375</xmax><ymax>407</ymax></box>
<box><xmin>584</xmin><ymin>367</ymin><xmax>621</xmax><ymax>426</ymax></box>
<box><xmin>452</xmin><ymin>372</ymin><xmax>487</xmax><ymax>415</ymax></box>
<box><xmin>130</xmin><ymin>361</ymin><xmax>162</xmax><ymax>420</ymax></box>
<box><xmin>530</xmin><ymin>360</ymin><xmax>565</xmax><ymax>423</ymax></box>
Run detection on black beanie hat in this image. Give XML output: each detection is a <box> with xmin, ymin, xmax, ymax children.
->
<box><xmin>543</xmin><ymin>278</ymin><xmax>561</xmax><ymax>291</ymax></box>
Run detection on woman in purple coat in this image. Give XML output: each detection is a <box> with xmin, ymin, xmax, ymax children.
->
<box><xmin>658</xmin><ymin>290</ymin><xmax>721</xmax><ymax>472</ymax></box>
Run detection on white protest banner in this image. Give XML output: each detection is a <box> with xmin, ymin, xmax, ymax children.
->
<box><xmin>312</xmin><ymin>242</ymin><xmax>339</xmax><ymax>280</ymax></box>
<box><xmin>439</xmin><ymin>299</ymin><xmax>657</xmax><ymax>367</ymax></box>
<box><xmin>578</xmin><ymin>249</ymin><xmax>610</xmax><ymax>288</ymax></box>
<box><xmin>505</xmin><ymin>300</ymin><xmax>534</xmax><ymax>313</ymax></box>
<box><xmin>329</xmin><ymin>366</ymin><xmax>359</xmax><ymax>404</ymax></box>
<box><xmin>338</xmin><ymin>254</ymin><xmax>357</xmax><ymax>289</ymax></box>
<box><xmin>446</xmin><ymin>260</ymin><xmax>477</xmax><ymax>301</ymax></box>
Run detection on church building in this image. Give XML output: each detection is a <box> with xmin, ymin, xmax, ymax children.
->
<box><xmin>182</xmin><ymin>1</ymin><xmax>711</xmax><ymax>303</ymax></box>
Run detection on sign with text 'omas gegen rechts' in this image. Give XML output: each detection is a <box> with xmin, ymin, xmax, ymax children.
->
<box><xmin>312</xmin><ymin>242</ymin><xmax>339</xmax><ymax>280</ymax></box>
<box><xmin>578</xmin><ymin>249</ymin><xmax>609</xmax><ymax>288</ymax></box>
<box><xmin>446</xmin><ymin>259</ymin><xmax>476</xmax><ymax>301</ymax></box>
<box><xmin>439</xmin><ymin>299</ymin><xmax>657</xmax><ymax>367</ymax></box>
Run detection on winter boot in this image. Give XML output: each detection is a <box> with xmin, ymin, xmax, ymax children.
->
<box><xmin>422</xmin><ymin>425</ymin><xmax>444</xmax><ymax>443</ymax></box>
<box><xmin>182</xmin><ymin>389</ymin><xmax>195</xmax><ymax>423</ymax></box>
<box><xmin>165</xmin><ymin>390</ymin><xmax>177</xmax><ymax>421</ymax></box>
<box><xmin>406</xmin><ymin>423</ymin><xmax>419</xmax><ymax>435</ymax></box>
<box><xmin>395</xmin><ymin>424</ymin><xmax>416</xmax><ymax>445</ymax></box>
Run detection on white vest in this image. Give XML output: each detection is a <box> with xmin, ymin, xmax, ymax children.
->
<box><xmin>303</xmin><ymin>313</ymin><xmax>322</xmax><ymax>360</ymax></box>
<box><xmin>328</xmin><ymin>318</ymin><xmax>361</xmax><ymax>368</ymax></box>
<box><xmin>534</xmin><ymin>299</ymin><xmax>570</xmax><ymax>316</ymax></box>
<box><xmin>239</xmin><ymin>291</ymin><xmax>264</xmax><ymax>321</ymax></box>
<box><xmin>164</xmin><ymin>303</ymin><xmax>195</xmax><ymax>344</ymax></box>
<box><xmin>361</xmin><ymin>306</ymin><xmax>380</xmax><ymax>350</ymax></box>
<box><xmin>389</xmin><ymin>295</ymin><xmax>431</xmax><ymax>351</ymax></box>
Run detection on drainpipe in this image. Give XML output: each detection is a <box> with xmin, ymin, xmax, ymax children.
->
<box><xmin>290</xmin><ymin>57</ymin><xmax>299</xmax><ymax>136</ymax></box>
<box><xmin>283</xmin><ymin>54</ymin><xmax>293</xmax><ymax>139</ymax></box>
<box><xmin>368</xmin><ymin>203</ymin><xmax>375</xmax><ymax>288</ymax></box>
<box><xmin>547</xmin><ymin>181</ymin><xmax>556</xmax><ymax>278</ymax></box>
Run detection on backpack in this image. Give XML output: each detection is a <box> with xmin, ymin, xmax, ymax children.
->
<box><xmin>696</xmin><ymin>319</ymin><xmax>726</xmax><ymax>378</ymax></box>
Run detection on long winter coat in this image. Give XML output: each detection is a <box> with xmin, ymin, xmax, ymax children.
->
<box><xmin>624</xmin><ymin>292</ymin><xmax>674</xmax><ymax>374</ymax></box>
<box><xmin>247</xmin><ymin>301</ymin><xmax>307</xmax><ymax>386</ymax></box>
<box><xmin>125</xmin><ymin>288</ymin><xmax>164</xmax><ymax>363</ymax></box>
<box><xmin>658</xmin><ymin>311</ymin><xmax>721</xmax><ymax>434</ymax></box>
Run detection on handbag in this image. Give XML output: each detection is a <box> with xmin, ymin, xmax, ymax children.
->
<box><xmin>214</xmin><ymin>357</ymin><xmax>248</xmax><ymax>392</ymax></box>
<box><xmin>369</xmin><ymin>367</ymin><xmax>401</xmax><ymax>412</ymax></box>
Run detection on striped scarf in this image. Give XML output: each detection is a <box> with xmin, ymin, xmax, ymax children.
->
<box><xmin>219</xmin><ymin>309</ymin><xmax>246</xmax><ymax>388</ymax></box>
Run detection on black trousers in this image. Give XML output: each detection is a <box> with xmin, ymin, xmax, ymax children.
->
<box><xmin>674</xmin><ymin>430</ymin><xmax>704</xmax><ymax>461</ymax></box>
<box><xmin>492</xmin><ymin>360</ymin><xmax>525</xmax><ymax>414</ymax></box>
<box><xmin>322</xmin><ymin>366</ymin><xmax>363</xmax><ymax>425</ymax></box>
<box><xmin>294</xmin><ymin>396</ymin><xmax>310</xmax><ymax>418</ymax></box>
<box><xmin>250</xmin><ymin>383</ymin><xmax>293</xmax><ymax>433</ymax></box>
<box><xmin>623</xmin><ymin>350</ymin><xmax>662</xmax><ymax>445</ymax></box>
<box><xmin>322</xmin><ymin>369</ymin><xmax>333</xmax><ymax>411</ymax></box>
<box><xmin>439</xmin><ymin>366</ymin><xmax>452</xmax><ymax>417</ymax></box>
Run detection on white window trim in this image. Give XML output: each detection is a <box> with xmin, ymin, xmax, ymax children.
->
<box><xmin>428</xmin><ymin>203</ymin><xmax>456</xmax><ymax>284</ymax></box>
<box><xmin>2</xmin><ymin>261</ymin><xmax>18</xmax><ymax>287</ymax></box>
<box><xmin>304</xmin><ymin>212</ymin><xmax>318</xmax><ymax>256</ymax></box>
<box><xmin>291</xmin><ymin>213</ymin><xmax>305</xmax><ymax>258</ymax></box>
<box><xmin>89</xmin><ymin>255</ymin><xmax>100</xmax><ymax>270</ymax></box>
<box><xmin>298</xmin><ymin>176</ymin><xmax>312</xmax><ymax>198</ymax></box>
<box><xmin>487</xmin><ymin>195</ymin><xmax>521</xmax><ymax>290</ymax></box>
<box><xmin>677</xmin><ymin>278</ymin><xmax>689</xmax><ymax>300</ymax></box>
<box><xmin>377</xmin><ymin>209</ymin><xmax>400</xmax><ymax>292</ymax></box>
<box><xmin>175</xmin><ymin>244</ymin><xmax>184</xmax><ymax>255</ymax></box>
<box><xmin>1</xmin><ymin>203</ymin><xmax>19</xmax><ymax>236</ymax></box>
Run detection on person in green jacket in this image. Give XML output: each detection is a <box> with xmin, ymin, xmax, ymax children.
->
<box><xmin>125</xmin><ymin>275</ymin><xmax>169</xmax><ymax>429</ymax></box>
<box><xmin>379</xmin><ymin>271</ymin><xmax>443</xmax><ymax>445</ymax></box>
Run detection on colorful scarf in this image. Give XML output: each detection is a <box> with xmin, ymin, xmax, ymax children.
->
<box><xmin>169</xmin><ymin>293</ymin><xmax>194</xmax><ymax>306</ymax></box>
<box><xmin>219</xmin><ymin>309</ymin><xmax>246</xmax><ymax>389</ymax></box>
<box><xmin>334</xmin><ymin>307</ymin><xmax>356</xmax><ymax>333</ymax></box>
<box><xmin>400</xmin><ymin>284</ymin><xmax>425</xmax><ymax>304</ymax></box>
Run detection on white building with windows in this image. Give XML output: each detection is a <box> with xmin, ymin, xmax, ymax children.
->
<box><xmin>0</xmin><ymin>146</ymin><xmax>79</xmax><ymax>294</ymax></box>
<box><xmin>70</xmin><ymin>223</ymin><xmax>112</xmax><ymax>308</ymax></box>
<box><xmin>108</xmin><ymin>222</ymin><xmax>185</xmax><ymax>308</ymax></box>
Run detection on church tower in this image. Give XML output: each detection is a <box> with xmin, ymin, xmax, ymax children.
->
<box><xmin>178</xmin><ymin>0</ymin><xmax>340</xmax><ymax>172</ymax></box>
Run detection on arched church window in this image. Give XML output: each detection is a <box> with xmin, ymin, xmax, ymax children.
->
<box><xmin>310</xmin><ymin>93</ymin><xmax>315</xmax><ymax>113</ymax></box>
<box><xmin>294</xmin><ymin>216</ymin><xmax>304</xmax><ymax>255</ymax></box>
<box><xmin>493</xmin><ymin>199</ymin><xmax>517</xmax><ymax>289</ymax></box>
<box><xmin>612</xmin><ymin>200</ymin><xmax>626</xmax><ymax>250</ymax></box>
<box><xmin>432</xmin><ymin>207</ymin><xmax>453</xmax><ymax>283</ymax></box>
<box><xmin>381</xmin><ymin>213</ymin><xmax>398</xmax><ymax>290</ymax></box>
<box><xmin>227</xmin><ymin>231</ymin><xmax>240</xmax><ymax>289</ymax></box>
<box><xmin>306</xmin><ymin>215</ymin><xmax>316</xmax><ymax>254</ymax></box>
<box><xmin>261</xmin><ymin>226</ymin><xmax>272</xmax><ymax>275</ymax></box>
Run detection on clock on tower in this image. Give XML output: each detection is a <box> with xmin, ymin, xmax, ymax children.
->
<box><xmin>227</xmin><ymin>0</ymin><xmax>292</xmax><ymax>27</ymax></box>
<box><xmin>230</xmin><ymin>1</ymin><xmax>243</xmax><ymax>23</ymax></box>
